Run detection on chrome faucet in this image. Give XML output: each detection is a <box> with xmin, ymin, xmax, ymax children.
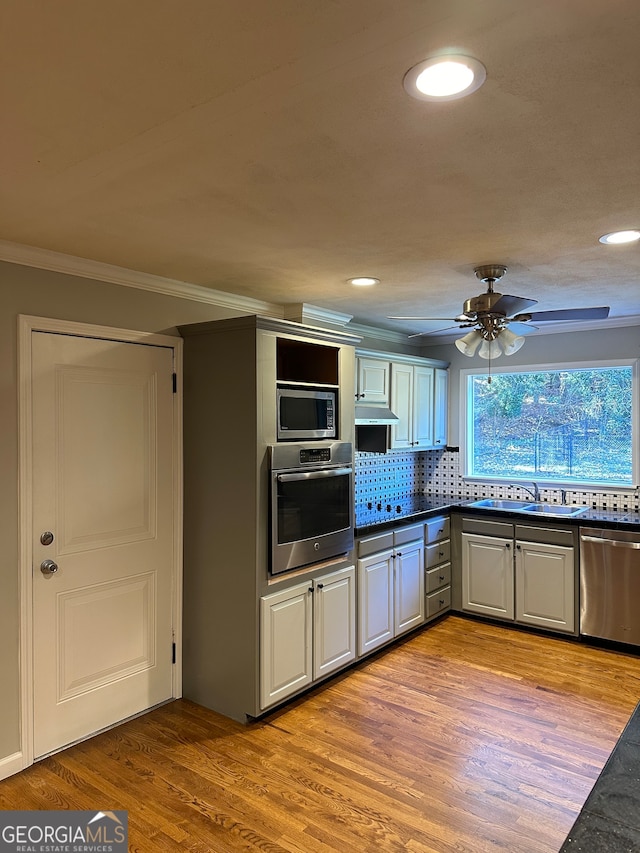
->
<box><xmin>511</xmin><ymin>482</ymin><xmax>541</xmax><ymax>502</ymax></box>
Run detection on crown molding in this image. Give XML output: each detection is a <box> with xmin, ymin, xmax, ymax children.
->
<box><xmin>0</xmin><ymin>240</ymin><xmax>283</xmax><ymax>317</ymax></box>
<box><xmin>283</xmin><ymin>302</ymin><xmax>353</xmax><ymax>329</ymax></box>
<box><xmin>346</xmin><ymin>321</ymin><xmax>422</xmax><ymax>346</ymax></box>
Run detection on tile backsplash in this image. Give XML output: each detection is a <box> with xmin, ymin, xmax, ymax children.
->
<box><xmin>355</xmin><ymin>448</ymin><xmax>639</xmax><ymax>512</ymax></box>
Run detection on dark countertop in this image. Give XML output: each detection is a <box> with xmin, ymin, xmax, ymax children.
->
<box><xmin>355</xmin><ymin>494</ymin><xmax>640</xmax><ymax>537</ymax></box>
<box><xmin>559</xmin><ymin>702</ymin><xmax>640</xmax><ymax>852</ymax></box>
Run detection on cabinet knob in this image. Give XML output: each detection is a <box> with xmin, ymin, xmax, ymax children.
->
<box><xmin>516</xmin><ymin>544</ymin><xmax>521</xmax><ymax>551</ymax></box>
<box><xmin>439</xmin><ymin>575</ymin><xmax>445</xmax><ymax>582</ymax></box>
<box><xmin>316</xmin><ymin>583</ymin><xmax>324</xmax><ymax>589</ymax></box>
<box><xmin>505</xmin><ymin>543</ymin><xmax>511</xmax><ymax>549</ymax></box>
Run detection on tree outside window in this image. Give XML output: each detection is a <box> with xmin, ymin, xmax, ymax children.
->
<box><xmin>465</xmin><ymin>364</ymin><xmax>635</xmax><ymax>487</ymax></box>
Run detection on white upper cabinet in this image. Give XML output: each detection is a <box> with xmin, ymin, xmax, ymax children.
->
<box><xmin>355</xmin><ymin>350</ymin><xmax>448</xmax><ymax>452</ymax></box>
<box><xmin>355</xmin><ymin>357</ymin><xmax>391</xmax><ymax>406</ymax></box>
<box><xmin>390</xmin><ymin>363</ymin><xmax>436</xmax><ymax>450</ymax></box>
<box><xmin>433</xmin><ymin>367</ymin><xmax>448</xmax><ymax>448</ymax></box>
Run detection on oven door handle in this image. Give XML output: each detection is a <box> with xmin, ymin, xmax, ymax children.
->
<box><xmin>277</xmin><ymin>467</ymin><xmax>352</xmax><ymax>483</ymax></box>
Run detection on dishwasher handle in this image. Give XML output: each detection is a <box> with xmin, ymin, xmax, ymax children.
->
<box><xmin>580</xmin><ymin>534</ymin><xmax>640</xmax><ymax>550</ymax></box>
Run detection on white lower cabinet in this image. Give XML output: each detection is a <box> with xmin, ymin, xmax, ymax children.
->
<box><xmin>461</xmin><ymin>518</ymin><xmax>576</xmax><ymax>633</ymax></box>
<box><xmin>357</xmin><ymin>524</ymin><xmax>425</xmax><ymax>656</ymax></box>
<box><xmin>461</xmin><ymin>532</ymin><xmax>514</xmax><ymax>620</ymax></box>
<box><xmin>260</xmin><ymin>565</ymin><xmax>355</xmax><ymax>710</ymax></box>
<box><xmin>515</xmin><ymin>540</ymin><xmax>575</xmax><ymax>633</ymax></box>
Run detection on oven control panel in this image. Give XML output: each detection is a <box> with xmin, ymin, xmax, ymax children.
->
<box><xmin>299</xmin><ymin>447</ymin><xmax>331</xmax><ymax>464</ymax></box>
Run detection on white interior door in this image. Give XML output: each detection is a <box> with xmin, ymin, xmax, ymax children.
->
<box><xmin>31</xmin><ymin>331</ymin><xmax>176</xmax><ymax>757</ymax></box>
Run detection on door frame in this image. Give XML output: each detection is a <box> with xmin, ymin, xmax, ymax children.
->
<box><xmin>17</xmin><ymin>314</ymin><xmax>183</xmax><ymax>771</ymax></box>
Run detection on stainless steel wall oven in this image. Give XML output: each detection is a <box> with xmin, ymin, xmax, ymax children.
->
<box><xmin>269</xmin><ymin>441</ymin><xmax>353</xmax><ymax>575</ymax></box>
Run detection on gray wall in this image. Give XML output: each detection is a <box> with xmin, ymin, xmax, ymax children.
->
<box><xmin>0</xmin><ymin>260</ymin><xmax>262</xmax><ymax>764</ymax></box>
<box><xmin>420</xmin><ymin>325</ymin><xmax>640</xmax><ymax>446</ymax></box>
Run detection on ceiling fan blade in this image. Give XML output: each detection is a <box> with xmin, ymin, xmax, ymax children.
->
<box><xmin>408</xmin><ymin>324</ymin><xmax>464</xmax><ymax>339</ymax></box>
<box><xmin>507</xmin><ymin>321</ymin><xmax>538</xmax><ymax>334</ymax></box>
<box><xmin>491</xmin><ymin>294</ymin><xmax>538</xmax><ymax>316</ymax></box>
<box><xmin>387</xmin><ymin>315</ymin><xmax>464</xmax><ymax>321</ymax></box>
<box><xmin>526</xmin><ymin>306</ymin><xmax>610</xmax><ymax>322</ymax></box>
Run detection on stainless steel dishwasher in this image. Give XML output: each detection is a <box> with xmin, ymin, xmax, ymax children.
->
<box><xmin>580</xmin><ymin>527</ymin><xmax>640</xmax><ymax>645</ymax></box>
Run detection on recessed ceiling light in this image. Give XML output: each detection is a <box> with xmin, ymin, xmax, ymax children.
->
<box><xmin>598</xmin><ymin>230</ymin><xmax>640</xmax><ymax>245</ymax></box>
<box><xmin>403</xmin><ymin>54</ymin><xmax>486</xmax><ymax>102</ymax></box>
<box><xmin>349</xmin><ymin>277</ymin><xmax>379</xmax><ymax>286</ymax></box>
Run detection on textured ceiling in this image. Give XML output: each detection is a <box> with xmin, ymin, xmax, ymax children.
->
<box><xmin>2</xmin><ymin>0</ymin><xmax>639</xmax><ymax>339</ymax></box>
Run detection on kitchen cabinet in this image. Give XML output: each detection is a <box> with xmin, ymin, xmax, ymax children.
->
<box><xmin>179</xmin><ymin>314</ymin><xmax>358</xmax><ymax>721</ymax></box>
<box><xmin>354</xmin><ymin>350</ymin><xmax>449</xmax><ymax>452</ymax></box>
<box><xmin>461</xmin><ymin>530</ymin><xmax>514</xmax><ymax>620</ymax></box>
<box><xmin>515</xmin><ymin>539</ymin><xmax>575</xmax><ymax>633</ymax></box>
<box><xmin>357</xmin><ymin>524</ymin><xmax>425</xmax><ymax>656</ymax></box>
<box><xmin>390</xmin><ymin>362</ymin><xmax>434</xmax><ymax>450</ymax></box>
<box><xmin>425</xmin><ymin>515</ymin><xmax>452</xmax><ymax>620</ymax></box>
<box><xmin>433</xmin><ymin>367</ymin><xmax>448</xmax><ymax>448</ymax></box>
<box><xmin>355</xmin><ymin>356</ymin><xmax>391</xmax><ymax>406</ymax></box>
<box><xmin>460</xmin><ymin>516</ymin><xmax>577</xmax><ymax>633</ymax></box>
<box><xmin>260</xmin><ymin>565</ymin><xmax>356</xmax><ymax>710</ymax></box>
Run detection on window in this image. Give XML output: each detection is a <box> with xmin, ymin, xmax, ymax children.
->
<box><xmin>462</xmin><ymin>361</ymin><xmax>637</xmax><ymax>488</ymax></box>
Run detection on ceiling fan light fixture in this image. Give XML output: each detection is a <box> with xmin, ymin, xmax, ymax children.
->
<box><xmin>478</xmin><ymin>338</ymin><xmax>502</xmax><ymax>360</ymax></box>
<box><xmin>499</xmin><ymin>327</ymin><xmax>526</xmax><ymax>355</ymax></box>
<box><xmin>598</xmin><ymin>230</ymin><xmax>640</xmax><ymax>245</ymax></box>
<box><xmin>455</xmin><ymin>329</ymin><xmax>483</xmax><ymax>356</ymax></box>
<box><xmin>403</xmin><ymin>54</ymin><xmax>486</xmax><ymax>102</ymax></box>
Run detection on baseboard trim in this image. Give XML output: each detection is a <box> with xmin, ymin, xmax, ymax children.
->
<box><xmin>0</xmin><ymin>751</ymin><xmax>27</xmax><ymax>781</ymax></box>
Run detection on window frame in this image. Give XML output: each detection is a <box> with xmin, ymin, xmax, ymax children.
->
<box><xmin>460</xmin><ymin>358</ymin><xmax>639</xmax><ymax>490</ymax></box>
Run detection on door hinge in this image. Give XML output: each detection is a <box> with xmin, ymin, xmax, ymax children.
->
<box><xmin>172</xmin><ymin>373</ymin><xmax>177</xmax><ymax>393</ymax></box>
<box><xmin>172</xmin><ymin>642</ymin><xmax>176</xmax><ymax>664</ymax></box>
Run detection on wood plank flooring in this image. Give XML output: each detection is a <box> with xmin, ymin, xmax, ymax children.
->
<box><xmin>2</xmin><ymin>616</ymin><xmax>640</xmax><ymax>853</ymax></box>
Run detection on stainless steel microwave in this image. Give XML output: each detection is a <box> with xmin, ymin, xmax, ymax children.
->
<box><xmin>276</xmin><ymin>387</ymin><xmax>337</xmax><ymax>441</ymax></box>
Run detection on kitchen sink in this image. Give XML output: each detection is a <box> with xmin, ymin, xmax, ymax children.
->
<box><xmin>468</xmin><ymin>498</ymin><xmax>588</xmax><ymax>517</ymax></box>
<box><xmin>521</xmin><ymin>503</ymin><xmax>589</xmax><ymax>516</ymax></box>
<box><xmin>468</xmin><ymin>499</ymin><xmax>535</xmax><ymax>510</ymax></box>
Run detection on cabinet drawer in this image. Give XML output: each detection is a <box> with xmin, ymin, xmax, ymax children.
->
<box><xmin>425</xmin><ymin>539</ymin><xmax>450</xmax><ymax>568</ymax></box>
<box><xmin>425</xmin><ymin>515</ymin><xmax>450</xmax><ymax>544</ymax></box>
<box><xmin>357</xmin><ymin>531</ymin><xmax>394</xmax><ymax>558</ymax></box>
<box><xmin>426</xmin><ymin>562</ymin><xmax>451</xmax><ymax>594</ymax></box>
<box><xmin>426</xmin><ymin>586</ymin><xmax>451</xmax><ymax>618</ymax></box>
<box><xmin>394</xmin><ymin>523</ymin><xmax>424</xmax><ymax>547</ymax></box>
<box><xmin>514</xmin><ymin>524</ymin><xmax>574</xmax><ymax>547</ymax></box>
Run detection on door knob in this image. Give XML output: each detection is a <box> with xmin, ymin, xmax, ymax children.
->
<box><xmin>40</xmin><ymin>559</ymin><xmax>59</xmax><ymax>576</ymax></box>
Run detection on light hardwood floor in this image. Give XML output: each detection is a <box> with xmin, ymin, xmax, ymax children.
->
<box><xmin>2</xmin><ymin>615</ymin><xmax>639</xmax><ymax>852</ymax></box>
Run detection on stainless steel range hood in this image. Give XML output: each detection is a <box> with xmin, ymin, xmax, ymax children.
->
<box><xmin>354</xmin><ymin>404</ymin><xmax>399</xmax><ymax>425</ymax></box>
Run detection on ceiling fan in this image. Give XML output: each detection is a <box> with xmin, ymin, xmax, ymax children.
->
<box><xmin>388</xmin><ymin>264</ymin><xmax>610</xmax><ymax>358</ymax></box>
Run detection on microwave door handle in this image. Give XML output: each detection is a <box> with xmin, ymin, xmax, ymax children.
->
<box><xmin>277</xmin><ymin>467</ymin><xmax>352</xmax><ymax>483</ymax></box>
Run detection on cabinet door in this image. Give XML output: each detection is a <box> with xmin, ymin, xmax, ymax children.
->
<box><xmin>515</xmin><ymin>541</ymin><xmax>575</xmax><ymax>633</ymax></box>
<box><xmin>433</xmin><ymin>368</ymin><xmax>448</xmax><ymax>448</ymax></box>
<box><xmin>390</xmin><ymin>363</ymin><xmax>413</xmax><ymax>449</ymax></box>
<box><xmin>412</xmin><ymin>365</ymin><xmax>435</xmax><ymax>449</ymax></box>
<box><xmin>461</xmin><ymin>532</ymin><xmax>514</xmax><ymax>620</ymax></box>
<box><xmin>357</xmin><ymin>358</ymin><xmax>390</xmax><ymax>406</ymax></box>
<box><xmin>358</xmin><ymin>549</ymin><xmax>394</xmax><ymax>655</ymax></box>
<box><xmin>314</xmin><ymin>566</ymin><xmax>356</xmax><ymax>680</ymax></box>
<box><xmin>395</xmin><ymin>540</ymin><xmax>425</xmax><ymax>635</ymax></box>
<box><xmin>260</xmin><ymin>582</ymin><xmax>313</xmax><ymax>710</ymax></box>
